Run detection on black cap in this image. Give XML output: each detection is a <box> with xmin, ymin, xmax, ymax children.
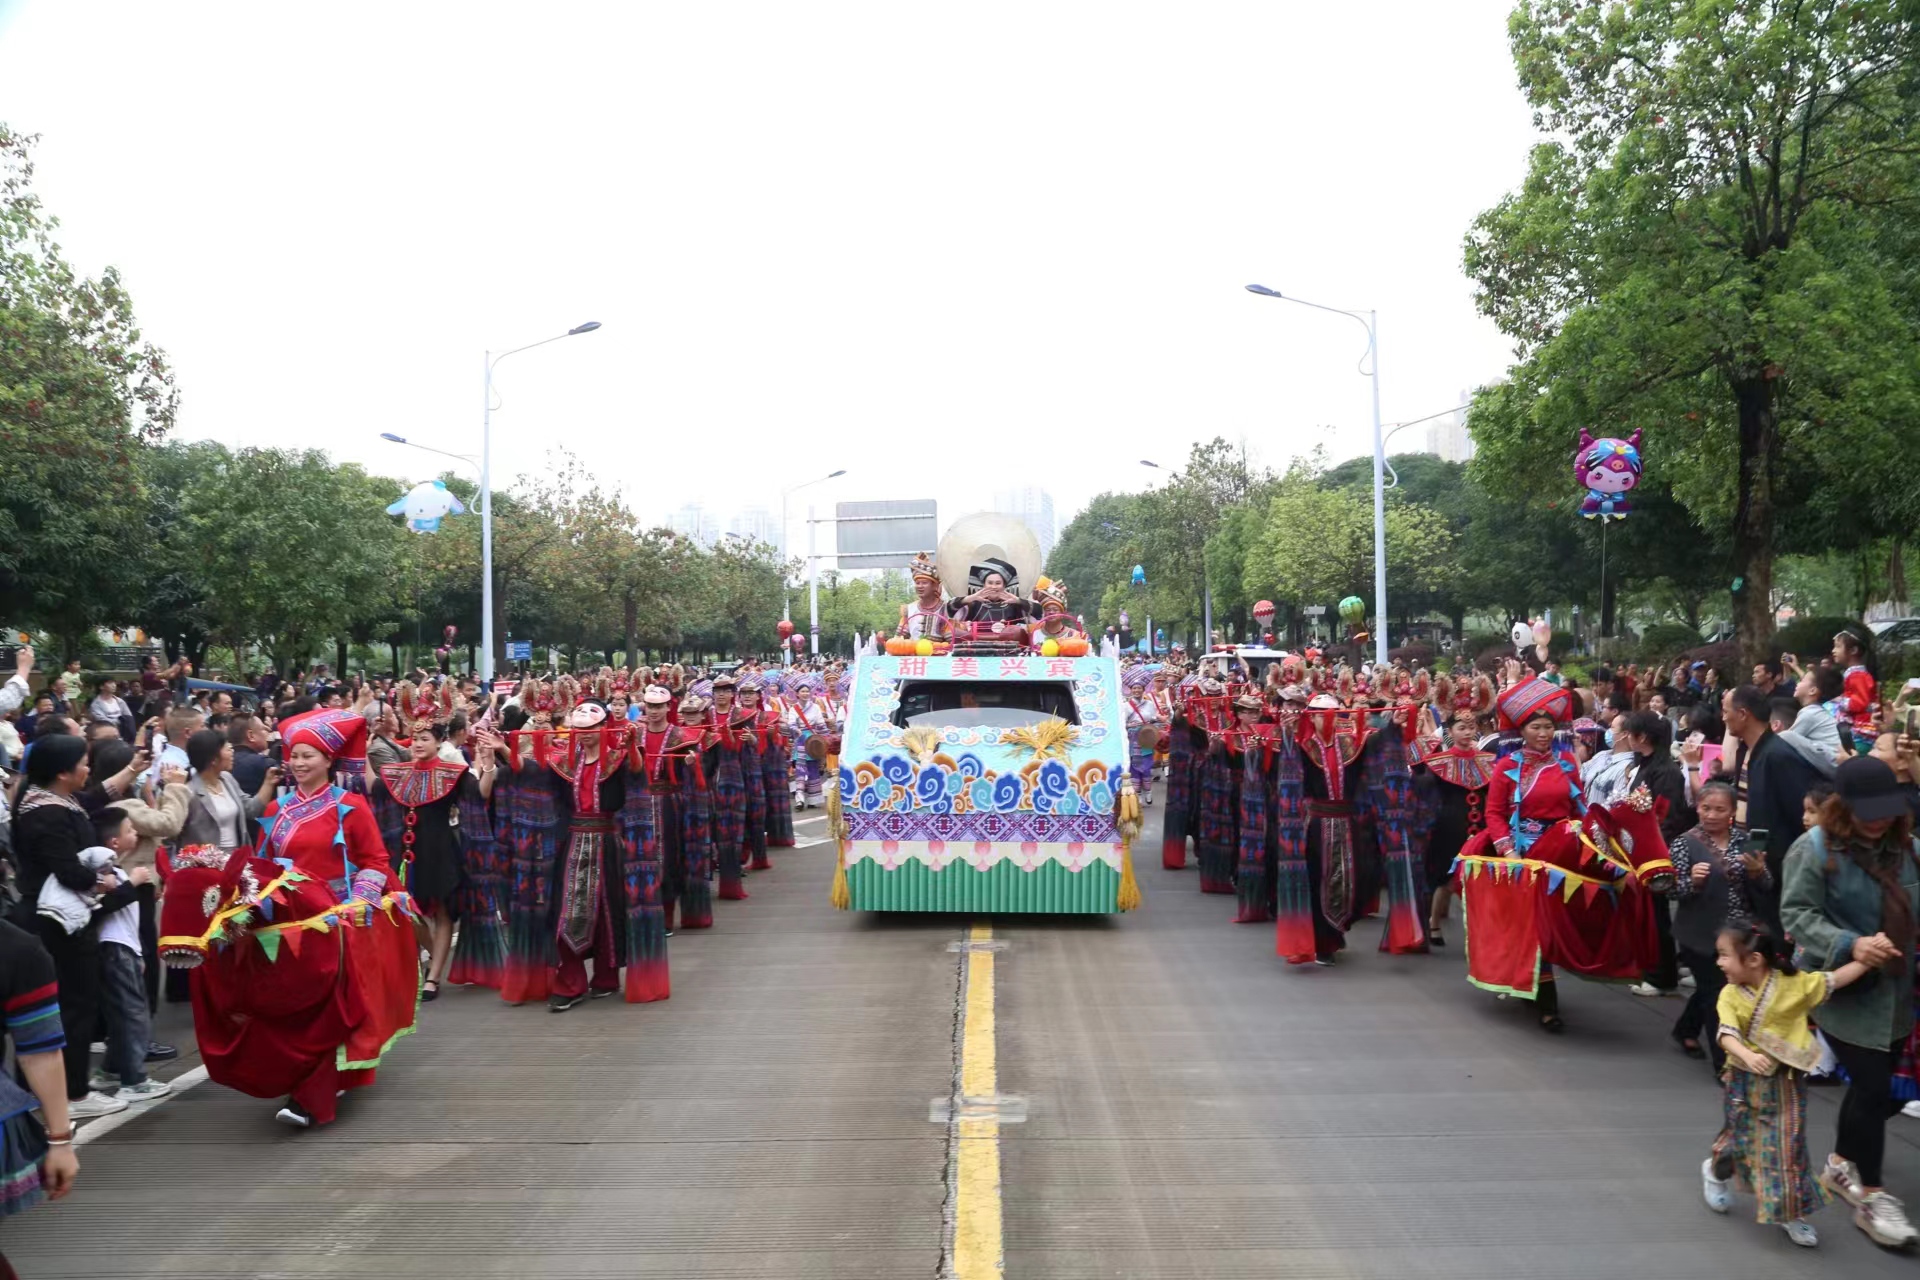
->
<box><xmin>1835</xmin><ymin>755</ymin><xmax>1911</xmax><ymax>823</ymax></box>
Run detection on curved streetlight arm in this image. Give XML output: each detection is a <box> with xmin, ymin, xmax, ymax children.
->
<box><xmin>1378</xmin><ymin>404</ymin><xmax>1473</xmax><ymax>489</ymax></box>
<box><xmin>1262</xmin><ymin>291</ymin><xmax>1371</xmax><ymax>330</ymax></box>
<box><xmin>1247</xmin><ymin>287</ymin><xmax>1374</xmax><ymax>373</ymax></box>
<box><xmin>781</xmin><ymin>470</ymin><xmax>847</xmax><ymax>500</ymax></box>
<box><xmin>488</xmin><ymin>324</ymin><xmax>602</xmax><ymax>410</ymax></box>
<box><xmin>382</xmin><ymin>435</ymin><xmax>481</xmax><ymax>476</ymax></box>
<box><xmin>490</xmin><ymin>331</ymin><xmax>568</xmax><ymax>372</ymax></box>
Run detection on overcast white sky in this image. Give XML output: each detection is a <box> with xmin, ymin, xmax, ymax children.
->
<box><xmin>0</xmin><ymin>0</ymin><xmax>1536</xmax><ymax>552</ymax></box>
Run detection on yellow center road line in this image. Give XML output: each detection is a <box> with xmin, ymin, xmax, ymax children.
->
<box><xmin>953</xmin><ymin>918</ymin><xmax>1003</xmax><ymax>1279</ymax></box>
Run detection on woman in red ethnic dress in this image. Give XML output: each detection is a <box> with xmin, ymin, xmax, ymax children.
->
<box><xmin>251</xmin><ymin>709</ymin><xmax>407</xmax><ymax>1126</ymax></box>
<box><xmin>1460</xmin><ymin>679</ymin><xmax>1582</xmax><ymax>1033</ymax></box>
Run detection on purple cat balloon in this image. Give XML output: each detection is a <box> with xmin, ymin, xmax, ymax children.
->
<box><xmin>1574</xmin><ymin>429</ymin><xmax>1643</xmax><ymax>522</ymax></box>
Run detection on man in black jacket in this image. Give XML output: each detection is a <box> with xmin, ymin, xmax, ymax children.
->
<box><xmin>1619</xmin><ymin>710</ymin><xmax>1694</xmax><ymax>996</ymax></box>
<box><xmin>1722</xmin><ymin>684</ymin><xmax>1833</xmax><ymax>932</ymax></box>
<box><xmin>226</xmin><ymin>715</ymin><xmax>273</xmax><ymax>797</ymax></box>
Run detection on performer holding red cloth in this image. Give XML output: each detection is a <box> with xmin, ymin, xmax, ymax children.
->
<box><xmin>165</xmin><ymin>708</ymin><xmax>419</xmax><ymax>1129</ymax></box>
<box><xmin>1457</xmin><ymin>679</ymin><xmax>1582</xmax><ymax>1032</ymax></box>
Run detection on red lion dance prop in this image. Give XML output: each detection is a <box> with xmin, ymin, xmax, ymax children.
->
<box><xmin>159</xmin><ymin>846</ymin><xmax>420</xmax><ymax>1124</ymax></box>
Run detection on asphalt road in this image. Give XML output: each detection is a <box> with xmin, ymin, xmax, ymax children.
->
<box><xmin>4</xmin><ymin>805</ymin><xmax>1917</xmax><ymax>1278</ymax></box>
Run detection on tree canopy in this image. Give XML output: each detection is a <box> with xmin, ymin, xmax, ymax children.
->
<box><xmin>1464</xmin><ymin>0</ymin><xmax>1920</xmax><ymax>661</ymax></box>
<box><xmin>0</xmin><ymin>126</ymin><xmax>178</xmax><ymax>647</ymax></box>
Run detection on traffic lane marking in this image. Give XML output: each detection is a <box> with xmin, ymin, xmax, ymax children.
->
<box><xmin>954</xmin><ymin>919</ymin><xmax>1002</xmax><ymax>1279</ymax></box>
<box><xmin>73</xmin><ymin>1064</ymin><xmax>209</xmax><ymax>1145</ymax></box>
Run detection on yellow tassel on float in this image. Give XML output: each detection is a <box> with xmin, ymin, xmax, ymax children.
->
<box><xmin>825</xmin><ymin>755</ymin><xmax>851</xmax><ymax>910</ymax></box>
<box><xmin>1117</xmin><ymin>836</ymin><xmax>1141</xmax><ymax>912</ymax></box>
<box><xmin>1115</xmin><ymin>779</ymin><xmax>1143</xmax><ymax>911</ymax></box>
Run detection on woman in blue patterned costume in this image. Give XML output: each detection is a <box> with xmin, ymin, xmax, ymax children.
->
<box><xmin>1122</xmin><ymin>664</ymin><xmax>1161</xmax><ymax>804</ymax></box>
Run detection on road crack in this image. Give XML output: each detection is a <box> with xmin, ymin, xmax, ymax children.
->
<box><xmin>935</xmin><ymin>921</ymin><xmax>968</xmax><ymax>1279</ymax></box>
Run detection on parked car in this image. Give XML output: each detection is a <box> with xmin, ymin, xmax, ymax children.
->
<box><xmin>1870</xmin><ymin>617</ymin><xmax>1920</xmax><ymax>644</ymax></box>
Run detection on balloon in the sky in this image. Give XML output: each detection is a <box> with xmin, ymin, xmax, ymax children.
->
<box><xmin>387</xmin><ymin>480</ymin><xmax>466</xmax><ymax>533</ymax></box>
<box><xmin>1338</xmin><ymin>596</ymin><xmax>1367</xmax><ymax>627</ymax></box>
<box><xmin>1574</xmin><ymin>429</ymin><xmax>1643</xmax><ymax>521</ymax></box>
<box><xmin>1130</xmin><ymin>564</ymin><xmax>1146</xmax><ymax>587</ymax></box>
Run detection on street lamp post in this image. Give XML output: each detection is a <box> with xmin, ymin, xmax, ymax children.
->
<box><xmin>781</xmin><ymin>471</ymin><xmax>847</xmax><ymax>621</ymax></box>
<box><xmin>1137</xmin><ymin>458</ymin><xmax>1213</xmax><ymax>648</ymax></box>
<box><xmin>1245</xmin><ymin>285</ymin><xmax>1387</xmax><ymax>666</ymax></box>
<box><xmin>780</xmin><ymin>470</ymin><xmax>846</xmax><ymax>666</ymax></box>
<box><xmin>379</xmin><ymin>433</ymin><xmax>479</xmax><ymax>476</ymax></box>
<box><xmin>472</xmin><ymin>321</ymin><xmax>601</xmax><ymax>682</ymax></box>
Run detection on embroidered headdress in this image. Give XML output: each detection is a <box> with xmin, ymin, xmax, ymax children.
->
<box><xmin>1035</xmin><ymin>579</ymin><xmax>1069</xmax><ymax>618</ymax></box>
<box><xmin>1496</xmin><ymin>677</ymin><xmax>1576</xmax><ymax>731</ymax></box>
<box><xmin>282</xmin><ymin>708</ymin><xmax>369</xmax><ymax>763</ymax></box>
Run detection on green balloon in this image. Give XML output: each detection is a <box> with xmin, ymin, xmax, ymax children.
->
<box><xmin>1338</xmin><ymin>596</ymin><xmax>1367</xmax><ymax>625</ymax></box>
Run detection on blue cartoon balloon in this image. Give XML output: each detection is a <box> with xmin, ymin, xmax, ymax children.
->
<box><xmin>1130</xmin><ymin>564</ymin><xmax>1146</xmax><ymax>587</ymax></box>
<box><xmin>1574</xmin><ymin>429</ymin><xmax>1643</xmax><ymax>522</ymax></box>
<box><xmin>387</xmin><ymin>480</ymin><xmax>466</xmax><ymax>533</ymax></box>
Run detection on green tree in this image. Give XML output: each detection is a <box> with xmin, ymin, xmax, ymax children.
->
<box><xmin>1243</xmin><ymin>476</ymin><xmax>1457</xmax><ymax>639</ymax></box>
<box><xmin>0</xmin><ymin>127</ymin><xmax>178</xmax><ymax>646</ymax></box>
<box><xmin>1465</xmin><ymin>1</ymin><xmax>1920</xmax><ymax>662</ymax></box>
<box><xmin>129</xmin><ymin>440</ymin><xmax>225</xmax><ymax>667</ymax></box>
<box><xmin>1047</xmin><ymin>492</ymin><xmax>1149</xmax><ymax>631</ymax></box>
<box><xmin>811</xmin><ymin>572</ymin><xmax>900</xmax><ymax>656</ymax></box>
<box><xmin>1134</xmin><ymin>437</ymin><xmax>1272</xmax><ymax>639</ymax></box>
<box><xmin>1319</xmin><ymin>452</ymin><xmax>1484</xmax><ymax>635</ymax></box>
<box><xmin>705</xmin><ymin>534</ymin><xmax>785</xmax><ymax>658</ymax></box>
<box><xmin>176</xmin><ymin>448</ymin><xmax>407</xmax><ymax>674</ymax></box>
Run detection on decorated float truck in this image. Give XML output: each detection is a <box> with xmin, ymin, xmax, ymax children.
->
<box><xmin>829</xmin><ymin>650</ymin><xmax>1141</xmax><ymax>913</ymax></box>
<box><xmin>826</xmin><ymin>513</ymin><xmax>1143</xmax><ymax>915</ymax></box>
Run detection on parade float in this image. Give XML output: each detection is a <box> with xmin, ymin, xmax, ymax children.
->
<box><xmin>828</xmin><ymin>514</ymin><xmax>1140</xmax><ymax>915</ymax></box>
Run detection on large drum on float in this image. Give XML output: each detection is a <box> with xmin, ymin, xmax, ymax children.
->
<box><xmin>935</xmin><ymin>512</ymin><xmax>1043</xmax><ymax>598</ymax></box>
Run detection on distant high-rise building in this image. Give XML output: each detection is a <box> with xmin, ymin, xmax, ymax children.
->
<box><xmin>669</xmin><ymin>503</ymin><xmax>722</xmax><ymax>548</ymax></box>
<box><xmin>1423</xmin><ymin>389</ymin><xmax>1477</xmax><ymax>464</ymax></box>
<box><xmin>993</xmin><ymin>486</ymin><xmax>1057</xmax><ymax>562</ymax></box>
<box><xmin>727</xmin><ymin>505</ymin><xmax>780</xmax><ymax>549</ymax></box>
